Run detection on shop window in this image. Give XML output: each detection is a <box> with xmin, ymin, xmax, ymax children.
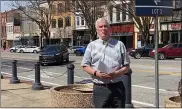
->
<box><xmin>51</xmin><ymin>19</ymin><xmax>56</xmax><ymax>28</ymax></box>
<box><xmin>58</xmin><ymin>18</ymin><xmax>63</xmax><ymax>28</ymax></box>
<box><xmin>65</xmin><ymin>16</ymin><xmax>71</xmax><ymax>27</ymax></box>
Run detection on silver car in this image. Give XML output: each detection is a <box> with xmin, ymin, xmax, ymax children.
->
<box><xmin>17</xmin><ymin>46</ymin><xmax>40</xmax><ymax>53</ymax></box>
<box><xmin>9</xmin><ymin>45</ymin><xmax>26</xmax><ymax>53</ymax></box>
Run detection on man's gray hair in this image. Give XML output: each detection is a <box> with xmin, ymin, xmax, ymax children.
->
<box><xmin>95</xmin><ymin>17</ymin><xmax>110</xmax><ymax>29</ymax></box>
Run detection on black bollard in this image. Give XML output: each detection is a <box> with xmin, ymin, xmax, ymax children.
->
<box><xmin>123</xmin><ymin>68</ymin><xmax>134</xmax><ymax>108</ymax></box>
<box><xmin>1</xmin><ymin>74</ymin><xmax>3</xmax><ymax>79</ymax></box>
<box><xmin>10</xmin><ymin>60</ymin><xmax>20</xmax><ymax>84</ymax></box>
<box><xmin>67</xmin><ymin>64</ymin><xmax>75</xmax><ymax>85</ymax></box>
<box><xmin>32</xmin><ymin>62</ymin><xmax>44</xmax><ymax>90</ymax></box>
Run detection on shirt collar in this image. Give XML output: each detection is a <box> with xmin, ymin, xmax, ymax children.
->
<box><xmin>98</xmin><ymin>37</ymin><xmax>112</xmax><ymax>45</ymax></box>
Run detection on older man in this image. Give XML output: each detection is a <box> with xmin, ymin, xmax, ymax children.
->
<box><xmin>81</xmin><ymin>17</ymin><xmax>130</xmax><ymax>108</ymax></box>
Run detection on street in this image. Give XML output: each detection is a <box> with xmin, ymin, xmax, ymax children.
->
<box><xmin>1</xmin><ymin>52</ymin><xmax>181</xmax><ymax>107</ymax></box>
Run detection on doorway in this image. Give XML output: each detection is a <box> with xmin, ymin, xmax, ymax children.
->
<box><xmin>170</xmin><ymin>32</ymin><xmax>179</xmax><ymax>43</ymax></box>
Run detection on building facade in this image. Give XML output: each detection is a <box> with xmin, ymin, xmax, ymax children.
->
<box><xmin>73</xmin><ymin>12</ymin><xmax>90</xmax><ymax>46</ymax></box>
<box><xmin>104</xmin><ymin>1</ymin><xmax>157</xmax><ymax>49</ymax></box>
<box><xmin>5</xmin><ymin>9</ymin><xmax>22</xmax><ymax>48</ymax></box>
<box><xmin>1</xmin><ymin>11</ymin><xmax>7</xmax><ymax>48</ymax></box>
<box><xmin>40</xmin><ymin>1</ymin><xmax>75</xmax><ymax>46</ymax></box>
<box><xmin>160</xmin><ymin>0</ymin><xmax>182</xmax><ymax>44</ymax></box>
<box><xmin>20</xmin><ymin>7</ymin><xmax>40</xmax><ymax>46</ymax></box>
<box><xmin>105</xmin><ymin>1</ymin><xmax>136</xmax><ymax>49</ymax></box>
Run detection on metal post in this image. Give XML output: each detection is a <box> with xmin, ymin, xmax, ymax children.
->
<box><xmin>32</xmin><ymin>61</ymin><xmax>44</xmax><ymax>90</ymax></box>
<box><xmin>154</xmin><ymin>15</ymin><xmax>159</xmax><ymax>107</ymax></box>
<box><xmin>67</xmin><ymin>64</ymin><xmax>75</xmax><ymax>85</ymax></box>
<box><xmin>10</xmin><ymin>60</ymin><xmax>20</xmax><ymax>84</ymax></box>
<box><xmin>123</xmin><ymin>68</ymin><xmax>134</xmax><ymax>108</ymax></box>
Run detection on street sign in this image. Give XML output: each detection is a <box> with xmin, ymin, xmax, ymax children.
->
<box><xmin>135</xmin><ymin>0</ymin><xmax>173</xmax><ymax>16</ymax></box>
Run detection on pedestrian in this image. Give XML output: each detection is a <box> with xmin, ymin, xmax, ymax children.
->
<box><xmin>3</xmin><ymin>42</ymin><xmax>6</xmax><ymax>50</ymax></box>
<box><xmin>81</xmin><ymin>17</ymin><xmax>130</xmax><ymax>108</ymax></box>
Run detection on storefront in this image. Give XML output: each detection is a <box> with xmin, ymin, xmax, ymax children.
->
<box><xmin>109</xmin><ymin>23</ymin><xmax>135</xmax><ymax>49</ymax></box>
<box><xmin>161</xmin><ymin>22</ymin><xmax>182</xmax><ymax>44</ymax></box>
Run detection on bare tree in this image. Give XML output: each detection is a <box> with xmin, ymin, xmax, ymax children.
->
<box><xmin>112</xmin><ymin>0</ymin><xmax>153</xmax><ymax>45</ymax></box>
<box><xmin>68</xmin><ymin>0</ymin><xmax>110</xmax><ymax>41</ymax></box>
<box><xmin>10</xmin><ymin>0</ymin><xmax>55</xmax><ymax>46</ymax></box>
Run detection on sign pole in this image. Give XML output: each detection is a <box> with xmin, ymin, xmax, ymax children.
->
<box><xmin>154</xmin><ymin>14</ymin><xmax>159</xmax><ymax>108</ymax></box>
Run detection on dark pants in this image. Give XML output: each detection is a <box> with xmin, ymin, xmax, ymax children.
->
<box><xmin>93</xmin><ymin>81</ymin><xmax>125</xmax><ymax>108</ymax></box>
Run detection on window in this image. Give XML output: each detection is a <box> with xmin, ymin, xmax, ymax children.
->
<box><xmin>58</xmin><ymin>18</ymin><xmax>63</xmax><ymax>28</ymax></box>
<box><xmin>76</xmin><ymin>17</ymin><xmax>80</xmax><ymax>26</ymax></box>
<box><xmin>109</xmin><ymin>6</ymin><xmax>113</xmax><ymax>22</ymax></box>
<box><xmin>13</xmin><ymin>13</ymin><xmax>21</xmax><ymax>26</ymax></box>
<box><xmin>81</xmin><ymin>17</ymin><xmax>84</xmax><ymax>25</ymax></box>
<box><xmin>116</xmin><ymin>5</ymin><xmax>120</xmax><ymax>22</ymax></box>
<box><xmin>172</xmin><ymin>44</ymin><xmax>179</xmax><ymax>48</ymax></box>
<box><xmin>51</xmin><ymin>5</ymin><xmax>56</xmax><ymax>14</ymax></box>
<box><xmin>127</xmin><ymin>3</ymin><xmax>132</xmax><ymax>21</ymax></box>
<box><xmin>178</xmin><ymin>44</ymin><xmax>182</xmax><ymax>48</ymax></box>
<box><xmin>58</xmin><ymin>3</ymin><xmax>62</xmax><ymax>13</ymax></box>
<box><xmin>65</xmin><ymin>1</ymin><xmax>70</xmax><ymax>12</ymax></box>
<box><xmin>11</xmin><ymin>26</ymin><xmax>13</xmax><ymax>32</ymax></box>
<box><xmin>122</xmin><ymin>4</ymin><xmax>126</xmax><ymax>21</ymax></box>
<box><xmin>65</xmin><ymin>16</ymin><xmax>71</xmax><ymax>26</ymax></box>
<box><xmin>51</xmin><ymin>19</ymin><xmax>56</xmax><ymax>28</ymax></box>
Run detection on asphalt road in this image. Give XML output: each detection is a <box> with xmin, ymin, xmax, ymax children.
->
<box><xmin>1</xmin><ymin>52</ymin><xmax>181</xmax><ymax>107</ymax></box>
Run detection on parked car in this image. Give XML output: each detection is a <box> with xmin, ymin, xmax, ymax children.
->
<box><xmin>68</xmin><ymin>46</ymin><xmax>84</xmax><ymax>54</ymax></box>
<box><xmin>9</xmin><ymin>45</ymin><xmax>26</xmax><ymax>53</ymax></box>
<box><xmin>39</xmin><ymin>44</ymin><xmax>69</xmax><ymax>65</ymax></box>
<box><xmin>74</xmin><ymin>45</ymin><xmax>87</xmax><ymax>56</ymax></box>
<box><xmin>149</xmin><ymin>43</ymin><xmax>182</xmax><ymax>60</ymax></box>
<box><xmin>129</xmin><ymin>44</ymin><xmax>165</xmax><ymax>59</ymax></box>
<box><xmin>16</xmin><ymin>46</ymin><xmax>40</xmax><ymax>53</ymax></box>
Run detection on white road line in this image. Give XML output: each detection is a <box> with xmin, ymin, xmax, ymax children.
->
<box><xmin>1</xmin><ymin>72</ymin><xmax>156</xmax><ymax>107</ymax></box>
<box><xmin>2</xmin><ymin>64</ymin><xmax>91</xmax><ymax>79</ymax></box>
<box><xmin>1</xmin><ymin>72</ymin><xmax>61</xmax><ymax>86</ymax></box>
<box><xmin>132</xmin><ymin>85</ymin><xmax>178</xmax><ymax>93</ymax></box>
<box><xmin>2</xmin><ymin>65</ymin><xmax>178</xmax><ymax>93</ymax></box>
<box><xmin>132</xmin><ymin>100</ymin><xmax>155</xmax><ymax>107</ymax></box>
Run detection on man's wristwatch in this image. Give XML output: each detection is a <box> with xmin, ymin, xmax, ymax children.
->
<box><xmin>93</xmin><ymin>71</ymin><xmax>97</xmax><ymax>76</ymax></box>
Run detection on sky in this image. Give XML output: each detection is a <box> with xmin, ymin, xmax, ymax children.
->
<box><xmin>1</xmin><ymin>1</ymin><xmax>12</xmax><ymax>12</ymax></box>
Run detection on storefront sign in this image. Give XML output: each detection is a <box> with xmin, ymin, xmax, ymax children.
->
<box><xmin>109</xmin><ymin>24</ymin><xmax>134</xmax><ymax>34</ymax></box>
<box><xmin>171</xmin><ymin>23</ymin><xmax>182</xmax><ymax>30</ymax></box>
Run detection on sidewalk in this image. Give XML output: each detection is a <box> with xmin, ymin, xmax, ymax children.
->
<box><xmin>1</xmin><ymin>75</ymin><xmax>52</xmax><ymax>107</ymax></box>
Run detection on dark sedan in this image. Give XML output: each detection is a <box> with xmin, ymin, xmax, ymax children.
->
<box><xmin>129</xmin><ymin>44</ymin><xmax>165</xmax><ymax>59</ymax></box>
<box><xmin>39</xmin><ymin>44</ymin><xmax>69</xmax><ymax>65</ymax></box>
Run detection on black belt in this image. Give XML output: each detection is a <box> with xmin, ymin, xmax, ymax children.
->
<box><xmin>93</xmin><ymin>81</ymin><xmax>122</xmax><ymax>87</ymax></box>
